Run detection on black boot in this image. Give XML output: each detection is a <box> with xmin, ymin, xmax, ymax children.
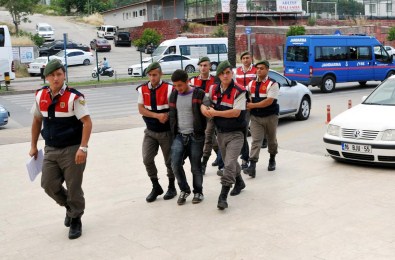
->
<box><xmin>261</xmin><ymin>138</ymin><xmax>268</xmax><ymax>149</ymax></box>
<box><xmin>217</xmin><ymin>185</ymin><xmax>231</xmax><ymax>210</ymax></box>
<box><xmin>268</xmin><ymin>154</ymin><xmax>276</xmax><ymax>171</ymax></box>
<box><xmin>68</xmin><ymin>217</ymin><xmax>82</xmax><ymax>239</ymax></box>
<box><xmin>243</xmin><ymin>161</ymin><xmax>256</xmax><ymax>178</ymax></box>
<box><xmin>163</xmin><ymin>178</ymin><xmax>177</xmax><ymax>200</ymax></box>
<box><xmin>230</xmin><ymin>175</ymin><xmax>246</xmax><ymax>196</ymax></box>
<box><xmin>146</xmin><ymin>178</ymin><xmax>164</xmax><ymax>202</ymax></box>
<box><xmin>201</xmin><ymin>156</ymin><xmax>209</xmax><ymax>175</ymax></box>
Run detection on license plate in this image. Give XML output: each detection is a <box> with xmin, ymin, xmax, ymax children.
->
<box><xmin>3</xmin><ymin>118</ymin><xmax>7</xmax><ymax>122</ymax></box>
<box><xmin>102</xmin><ymin>46</ymin><xmax>107</xmax><ymax>48</ymax></box>
<box><xmin>342</xmin><ymin>143</ymin><xmax>372</xmax><ymax>153</ymax></box>
<box><xmin>33</xmin><ymin>66</ymin><xmax>39</xmax><ymax>69</ymax></box>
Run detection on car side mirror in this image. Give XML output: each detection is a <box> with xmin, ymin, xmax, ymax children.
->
<box><xmin>291</xmin><ymin>80</ymin><xmax>297</xmax><ymax>86</ymax></box>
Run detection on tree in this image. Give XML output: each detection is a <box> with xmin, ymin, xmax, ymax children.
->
<box><xmin>286</xmin><ymin>26</ymin><xmax>306</xmax><ymax>37</ymax></box>
<box><xmin>388</xmin><ymin>27</ymin><xmax>395</xmax><ymax>42</ymax></box>
<box><xmin>133</xmin><ymin>28</ymin><xmax>163</xmax><ymax>49</ymax></box>
<box><xmin>228</xmin><ymin>0</ymin><xmax>238</xmax><ymax>67</ymax></box>
<box><xmin>0</xmin><ymin>0</ymin><xmax>40</xmax><ymax>34</ymax></box>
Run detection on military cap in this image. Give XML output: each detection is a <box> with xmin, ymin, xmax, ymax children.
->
<box><xmin>254</xmin><ymin>60</ymin><xmax>270</xmax><ymax>68</ymax></box>
<box><xmin>216</xmin><ymin>60</ymin><xmax>232</xmax><ymax>76</ymax></box>
<box><xmin>146</xmin><ymin>61</ymin><xmax>161</xmax><ymax>73</ymax></box>
<box><xmin>43</xmin><ymin>59</ymin><xmax>64</xmax><ymax>77</ymax></box>
<box><xmin>240</xmin><ymin>51</ymin><xmax>251</xmax><ymax>59</ymax></box>
<box><xmin>198</xmin><ymin>56</ymin><xmax>210</xmax><ymax>65</ymax></box>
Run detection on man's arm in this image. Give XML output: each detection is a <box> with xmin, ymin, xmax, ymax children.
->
<box><xmin>29</xmin><ymin>116</ymin><xmax>43</xmax><ymax>159</ymax></box>
<box><xmin>247</xmin><ymin>97</ymin><xmax>274</xmax><ymax>109</ymax></box>
<box><xmin>75</xmin><ymin>115</ymin><xmax>92</xmax><ymax>165</ymax></box>
<box><xmin>138</xmin><ymin>103</ymin><xmax>168</xmax><ymax>124</ymax></box>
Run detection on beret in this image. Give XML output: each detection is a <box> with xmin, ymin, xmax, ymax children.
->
<box><xmin>198</xmin><ymin>56</ymin><xmax>210</xmax><ymax>65</ymax></box>
<box><xmin>44</xmin><ymin>59</ymin><xmax>64</xmax><ymax>77</ymax></box>
<box><xmin>216</xmin><ymin>60</ymin><xmax>232</xmax><ymax>76</ymax></box>
<box><xmin>146</xmin><ymin>61</ymin><xmax>161</xmax><ymax>73</ymax></box>
<box><xmin>254</xmin><ymin>60</ymin><xmax>270</xmax><ymax>68</ymax></box>
<box><xmin>240</xmin><ymin>51</ymin><xmax>251</xmax><ymax>59</ymax></box>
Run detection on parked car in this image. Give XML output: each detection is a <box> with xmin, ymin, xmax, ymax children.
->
<box><xmin>384</xmin><ymin>45</ymin><xmax>395</xmax><ymax>56</ymax></box>
<box><xmin>27</xmin><ymin>57</ymin><xmax>49</xmax><ymax>76</ymax></box>
<box><xmin>128</xmin><ymin>54</ymin><xmax>198</xmax><ymax>76</ymax></box>
<box><xmin>49</xmin><ymin>49</ymin><xmax>94</xmax><ymax>66</ymax></box>
<box><xmin>114</xmin><ymin>32</ymin><xmax>131</xmax><ymax>47</ymax></box>
<box><xmin>97</xmin><ymin>25</ymin><xmax>117</xmax><ymax>39</ymax></box>
<box><xmin>90</xmin><ymin>39</ymin><xmax>111</xmax><ymax>52</ymax></box>
<box><xmin>39</xmin><ymin>40</ymin><xmax>90</xmax><ymax>57</ymax></box>
<box><xmin>324</xmin><ymin>76</ymin><xmax>395</xmax><ymax>166</ymax></box>
<box><xmin>0</xmin><ymin>104</ymin><xmax>10</xmax><ymax>127</ymax></box>
<box><xmin>36</xmin><ymin>23</ymin><xmax>55</xmax><ymax>41</ymax></box>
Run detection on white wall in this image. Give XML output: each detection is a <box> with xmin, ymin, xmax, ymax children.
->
<box><xmin>103</xmin><ymin>4</ymin><xmax>148</xmax><ymax>29</ymax></box>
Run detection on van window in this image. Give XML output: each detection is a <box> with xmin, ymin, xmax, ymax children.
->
<box><xmin>349</xmin><ymin>46</ymin><xmax>371</xmax><ymax>60</ymax></box>
<box><xmin>374</xmin><ymin>45</ymin><xmax>391</xmax><ymax>62</ymax></box>
<box><xmin>0</xmin><ymin>27</ymin><xmax>4</xmax><ymax>47</ymax></box>
<box><xmin>315</xmin><ymin>46</ymin><xmax>347</xmax><ymax>61</ymax></box>
<box><xmin>107</xmin><ymin>27</ymin><xmax>115</xmax><ymax>32</ymax></box>
<box><xmin>179</xmin><ymin>44</ymin><xmax>227</xmax><ymax>56</ymax></box>
<box><xmin>286</xmin><ymin>46</ymin><xmax>308</xmax><ymax>62</ymax></box>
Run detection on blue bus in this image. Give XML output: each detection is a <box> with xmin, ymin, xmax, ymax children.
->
<box><xmin>284</xmin><ymin>35</ymin><xmax>395</xmax><ymax>92</ymax></box>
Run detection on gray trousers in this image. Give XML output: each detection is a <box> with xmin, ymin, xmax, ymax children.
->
<box><xmin>217</xmin><ymin>131</ymin><xmax>244</xmax><ymax>186</ymax></box>
<box><xmin>41</xmin><ymin>144</ymin><xmax>85</xmax><ymax>218</ymax></box>
<box><xmin>202</xmin><ymin>118</ymin><xmax>218</xmax><ymax>158</ymax></box>
<box><xmin>142</xmin><ymin>129</ymin><xmax>174</xmax><ymax>179</ymax></box>
<box><xmin>249</xmin><ymin>114</ymin><xmax>278</xmax><ymax>162</ymax></box>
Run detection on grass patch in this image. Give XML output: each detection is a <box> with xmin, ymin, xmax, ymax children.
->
<box><xmin>75</xmin><ymin>13</ymin><xmax>103</xmax><ymax>27</ymax></box>
<box><xmin>11</xmin><ymin>35</ymin><xmax>34</xmax><ymax>46</ymax></box>
<box><xmin>14</xmin><ymin>63</ymin><xmax>30</xmax><ymax>78</ymax></box>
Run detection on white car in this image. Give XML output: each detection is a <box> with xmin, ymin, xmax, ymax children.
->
<box><xmin>128</xmin><ymin>54</ymin><xmax>198</xmax><ymax>77</ymax></box>
<box><xmin>49</xmin><ymin>49</ymin><xmax>94</xmax><ymax>66</ymax></box>
<box><xmin>27</xmin><ymin>57</ymin><xmax>49</xmax><ymax>76</ymax></box>
<box><xmin>384</xmin><ymin>45</ymin><xmax>395</xmax><ymax>56</ymax></box>
<box><xmin>324</xmin><ymin>76</ymin><xmax>395</xmax><ymax>166</ymax></box>
<box><xmin>269</xmin><ymin>70</ymin><xmax>312</xmax><ymax>120</ymax></box>
<box><xmin>36</xmin><ymin>23</ymin><xmax>55</xmax><ymax>41</ymax></box>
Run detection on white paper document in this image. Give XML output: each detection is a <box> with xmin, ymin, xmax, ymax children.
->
<box><xmin>26</xmin><ymin>149</ymin><xmax>44</xmax><ymax>182</ymax></box>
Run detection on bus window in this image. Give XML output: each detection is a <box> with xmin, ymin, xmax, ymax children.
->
<box><xmin>315</xmin><ymin>46</ymin><xmax>347</xmax><ymax>61</ymax></box>
<box><xmin>286</xmin><ymin>46</ymin><xmax>308</xmax><ymax>62</ymax></box>
<box><xmin>0</xmin><ymin>28</ymin><xmax>5</xmax><ymax>47</ymax></box>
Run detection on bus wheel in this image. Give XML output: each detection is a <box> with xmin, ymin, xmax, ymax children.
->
<box><xmin>359</xmin><ymin>81</ymin><xmax>367</xmax><ymax>86</ymax></box>
<box><xmin>386</xmin><ymin>71</ymin><xmax>395</xmax><ymax>79</ymax></box>
<box><xmin>320</xmin><ymin>75</ymin><xmax>335</xmax><ymax>93</ymax></box>
<box><xmin>210</xmin><ymin>62</ymin><xmax>218</xmax><ymax>71</ymax></box>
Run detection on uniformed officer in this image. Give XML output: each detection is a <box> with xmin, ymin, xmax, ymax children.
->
<box><xmin>137</xmin><ymin>62</ymin><xmax>177</xmax><ymax>203</ymax></box>
<box><xmin>202</xmin><ymin>60</ymin><xmax>247</xmax><ymax>210</ymax></box>
<box><xmin>243</xmin><ymin>60</ymin><xmax>279</xmax><ymax>177</ymax></box>
<box><xmin>29</xmin><ymin>59</ymin><xmax>92</xmax><ymax>239</ymax></box>
<box><xmin>189</xmin><ymin>56</ymin><xmax>219</xmax><ymax>174</ymax></box>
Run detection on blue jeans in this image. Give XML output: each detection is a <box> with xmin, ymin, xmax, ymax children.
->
<box><xmin>216</xmin><ymin>149</ymin><xmax>224</xmax><ymax>169</ymax></box>
<box><xmin>171</xmin><ymin>134</ymin><xmax>204</xmax><ymax>194</ymax></box>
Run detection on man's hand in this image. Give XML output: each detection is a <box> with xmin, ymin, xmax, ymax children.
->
<box><xmin>156</xmin><ymin>113</ymin><xmax>169</xmax><ymax>124</ymax></box>
<box><xmin>75</xmin><ymin>149</ymin><xmax>87</xmax><ymax>164</ymax></box>
<box><xmin>246</xmin><ymin>102</ymin><xmax>255</xmax><ymax>110</ymax></box>
<box><xmin>29</xmin><ymin>147</ymin><xmax>38</xmax><ymax>159</ymax></box>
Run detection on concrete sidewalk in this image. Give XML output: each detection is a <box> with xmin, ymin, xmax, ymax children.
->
<box><xmin>1</xmin><ymin>127</ymin><xmax>394</xmax><ymax>259</ymax></box>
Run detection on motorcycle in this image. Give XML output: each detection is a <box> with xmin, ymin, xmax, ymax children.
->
<box><xmin>92</xmin><ymin>66</ymin><xmax>114</xmax><ymax>78</ymax></box>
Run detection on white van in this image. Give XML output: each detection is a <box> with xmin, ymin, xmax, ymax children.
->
<box><xmin>151</xmin><ymin>37</ymin><xmax>228</xmax><ymax>71</ymax></box>
<box><xmin>0</xmin><ymin>25</ymin><xmax>15</xmax><ymax>82</ymax></box>
<box><xmin>97</xmin><ymin>25</ymin><xmax>117</xmax><ymax>39</ymax></box>
<box><xmin>36</xmin><ymin>23</ymin><xmax>55</xmax><ymax>41</ymax></box>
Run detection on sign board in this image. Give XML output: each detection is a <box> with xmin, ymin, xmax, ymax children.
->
<box><xmin>221</xmin><ymin>0</ymin><xmax>247</xmax><ymax>12</ymax></box>
<box><xmin>276</xmin><ymin>0</ymin><xmax>302</xmax><ymax>12</ymax></box>
<box><xmin>12</xmin><ymin>47</ymin><xmax>20</xmax><ymax>61</ymax></box>
<box><xmin>20</xmin><ymin>47</ymin><xmax>34</xmax><ymax>63</ymax></box>
<box><xmin>245</xmin><ymin>27</ymin><xmax>251</xmax><ymax>35</ymax></box>
<box><xmin>190</xmin><ymin>47</ymin><xmax>207</xmax><ymax>59</ymax></box>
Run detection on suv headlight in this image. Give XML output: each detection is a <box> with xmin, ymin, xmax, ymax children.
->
<box><xmin>382</xmin><ymin>129</ymin><xmax>395</xmax><ymax>141</ymax></box>
<box><xmin>327</xmin><ymin>124</ymin><xmax>340</xmax><ymax>137</ymax></box>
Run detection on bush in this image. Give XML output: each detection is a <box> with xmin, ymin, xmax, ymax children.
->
<box><xmin>33</xmin><ymin>4</ymin><xmax>64</xmax><ymax>15</ymax></box>
<box><xmin>212</xmin><ymin>25</ymin><xmax>227</xmax><ymax>37</ymax></box>
<box><xmin>388</xmin><ymin>27</ymin><xmax>395</xmax><ymax>41</ymax></box>
<box><xmin>307</xmin><ymin>17</ymin><xmax>316</xmax><ymax>26</ymax></box>
<box><xmin>31</xmin><ymin>34</ymin><xmax>45</xmax><ymax>47</ymax></box>
<box><xmin>133</xmin><ymin>28</ymin><xmax>162</xmax><ymax>48</ymax></box>
<box><xmin>286</xmin><ymin>26</ymin><xmax>306</xmax><ymax>37</ymax></box>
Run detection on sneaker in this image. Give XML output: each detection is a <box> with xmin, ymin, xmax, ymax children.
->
<box><xmin>217</xmin><ymin>168</ymin><xmax>224</xmax><ymax>176</ymax></box>
<box><xmin>177</xmin><ymin>191</ymin><xmax>190</xmax><ymax>205</ymax></box>
<box><xmin>211</xmin><ymin>159</ymin><xmax>219</xmax><ymax>167</ymax></box>
<box><xmin>192</xmin><ymin>193</ymin><xmax>204</xmax><ymax>204</ymax></box>
<box><xmin>241</xmin><ymin>160</ymin><xmax>249</xmax><ymax>170</ymax></box>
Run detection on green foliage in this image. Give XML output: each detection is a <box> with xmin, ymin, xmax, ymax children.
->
<box><xmin>212</xmin><ymin>25</ymin><xmax>227</xmax><ymax>37</ymax></box>
<box><xmin>388</xmin><ymin>27</ymin><xmax>395</xmax><ymax>41</ymax></box>
<box><xmin>50</xmin><ymin>0</ymin><xmax>114</xmax><ymax>14</ymax></box>
<box><xmin>133</xmin><ymin>28</ymin><xmax>162</xmax><ymax>47</ymax></box>
<box><xmin>307</xmin><ymin>17</ymin><xmax>316</xmax><ymax>26</ymax></box>
<box><xmin>286</xmin><ymin>26</ymin><xmax>306</xmax><ymax>37</ymax></box>
<box><xmin>31</xmin><ymin>33</ymin><xmax>45</xmax><ymax>46</ymax></box>
<box><xmin>33</xmin><ymin>4</ymin><xmax>63</xmax><ymax>15</ymax></box>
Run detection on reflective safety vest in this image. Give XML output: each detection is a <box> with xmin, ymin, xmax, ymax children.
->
<box><xmin>248</xmin><ymin>78</ymin><xmax>279</xmax><ymax>117</ymax></box>
<box><xmin>235</xmin><ymin>66</ymin><xmax>257</xmax><ymax>87</ymax></box>
<box><xmin>189</xmin><ymin>75</ymin><xmax>216</xmax><ymax>93</ymax></box>
<box><xmin>35</xmin><ymin>86</ymin><xmax>83</xmax><ymax>148</ymax></box>
<box><xmin>137</xmin><ymin>81</ymin><xmax>173</xmax><ymax>132</ymax></box>
<box><xmin>209</xmin><ymin>81</ymin><xmax>247</xmax><ymax>132</ymax></box>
